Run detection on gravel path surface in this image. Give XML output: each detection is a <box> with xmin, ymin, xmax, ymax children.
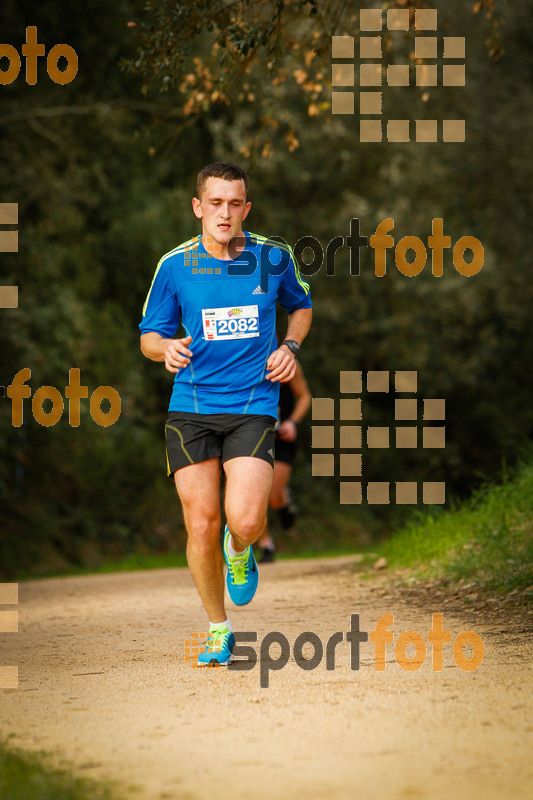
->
<box><xmin>1</xmin><ymin>556</ymin><xmax>531</xmax><ymax>800</ymax></box>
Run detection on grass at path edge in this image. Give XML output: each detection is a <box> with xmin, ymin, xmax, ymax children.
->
<box><xmin>374</xmin><ymin>456</ymin><xmax>533</xmax><ymax>606</ymax></box>
<box><xmin>0</xmin><ymin>741</ymin><xmax>126</xmax><ymax>800</ymax></box>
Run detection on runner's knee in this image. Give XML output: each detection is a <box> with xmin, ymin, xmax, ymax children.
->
<box><xmin>186</xmin><ymin>516</ymin><xmax>221</xmax><ymax>552</ymax></box>
<box><xmin>227</xmin><ymin>515</ymin><xmax>264</xmax><ymax>545</ymax></box>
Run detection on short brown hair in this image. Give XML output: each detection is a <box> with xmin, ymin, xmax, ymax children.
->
<box><xmin>196</xmin><ymin>162</ymin><xmax>250</xmax><ymax>201</ymax></box>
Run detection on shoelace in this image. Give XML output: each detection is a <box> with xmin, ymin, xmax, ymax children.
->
<box><xmin>228</xmin><ymin>553</ymin><xmax>248</xmax><ymax>585</ymax></box>
<box><xmin>206</xmin><ymin>628</ymin><xmax>230</xmax><ymax>653</ymax></box>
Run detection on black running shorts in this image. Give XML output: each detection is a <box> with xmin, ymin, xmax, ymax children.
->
<box><xmin>165</xmin><ymin>412</ymin><xmax>276</xmax><ymax>476</ymax></box>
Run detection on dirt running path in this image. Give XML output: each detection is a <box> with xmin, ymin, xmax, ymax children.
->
<box><xmin>1</xmin><ymin>557</ymin><xmax>532</xmax><ymax>800</ymax></box>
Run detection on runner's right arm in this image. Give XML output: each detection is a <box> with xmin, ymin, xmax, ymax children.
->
<box><xmin>140</xmin><ymin>333</ymin><xmax>193</xmax><ymax>374</ymax></box>
<box><xmin>139</xmin><ymin>252</ymin><xmax>192</xmax><ymax>374</ymax></box>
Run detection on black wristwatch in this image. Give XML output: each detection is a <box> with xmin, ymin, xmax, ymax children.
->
<box><xmin>281</xmin><ymin>339</ymin><xmax>300</xmax><ymax>355</ymax></box>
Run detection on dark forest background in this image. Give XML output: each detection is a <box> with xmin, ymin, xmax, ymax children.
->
<box><xmin>1</xmin><ymin>0</ymin><xmax>532</xmax><ymax>577</ymax></box>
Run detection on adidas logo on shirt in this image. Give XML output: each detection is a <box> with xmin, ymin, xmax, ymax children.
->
<box><xmin>252</xmin><ymin>285</ymin><xmax>266</xmax><ymax>295</ymax></box>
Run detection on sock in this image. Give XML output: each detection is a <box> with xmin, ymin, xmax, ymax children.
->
<box><xmin>209</xmin><ymin>618</ymin><xmax>232</xmax><ymax>633</ymax></box>
<box><xmin>226</xmin><ymin>534</ymin><xmax>247</xmax><ymax>557</ymax></box>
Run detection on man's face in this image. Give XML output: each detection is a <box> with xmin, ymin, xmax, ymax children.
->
<box><xmin>192</xmin><ymin>177</ymin><xmax>251</xmax><ymax>253</ymax></box>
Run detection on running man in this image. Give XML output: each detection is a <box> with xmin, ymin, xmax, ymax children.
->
<box><xmin>257</xmin><ymin>362</ymin><xmax>311</xmax><ymax>562</ymax></box>
<box><xmin>139</xmin><ymin>163</ymin><xmax>312</xmax><ymax>666</ymax></box>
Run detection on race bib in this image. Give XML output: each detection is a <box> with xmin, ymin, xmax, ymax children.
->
<box><xmin>202</xmin><ymin>305</ymin><xmax>260</xmax><ymax>340</ymax></box>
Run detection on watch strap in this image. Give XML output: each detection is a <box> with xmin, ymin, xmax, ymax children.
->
<box><xmin>281</xmin><ymin>339</ymin><xmax>300</xmax><ymax>355</ymax></box>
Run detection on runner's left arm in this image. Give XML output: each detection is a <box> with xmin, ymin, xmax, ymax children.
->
<box><xmin>266</xmin><ymin>247</ymin><xmax>312</xmax><ymax>383</ymax></box>
<box><xmin>277</xmin><ymin>361</ymin><xmax>312</xmax><ymax>441</ymax></box>
<box><xmin>139</xmin><ymin>257</ymin><xmax>192</xmax><ymax>374</ymax></box>
<box><xmin>265</xmin><ymin>307</ymin><xmax>312</xmax><ymax>382</ymax></box>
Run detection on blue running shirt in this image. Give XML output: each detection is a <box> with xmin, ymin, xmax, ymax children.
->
<box><xmin>139</xmin><ymin>232</ymin><xmax>312</xmax><ymax>416</ymax></box>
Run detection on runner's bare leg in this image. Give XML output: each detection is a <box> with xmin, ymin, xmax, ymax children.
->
<box><xmin>173</xmin><ymin>458</ymin><xmax>226</xmax><ymax>623</ymax></box>
<box><xmin>223</xmin><ymin>457</ymin><xmax>274</xmax><ymax>551</ymax></box>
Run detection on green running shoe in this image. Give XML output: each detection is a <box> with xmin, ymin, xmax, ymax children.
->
<box><xmin>223</xmin><ymin>525</ymin><xmax>259</xmax><ymax>605</ymax></box>
<box><xmin>197</xmin><ymin>626</ymin><xmax>235</xmax><ymax>667</ymax></box>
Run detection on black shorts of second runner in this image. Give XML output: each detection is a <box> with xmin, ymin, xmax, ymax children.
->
<box><xmin>165</xmin><ymin>412</ymin><xmax>277</xmax><ymax>476</ymax></box>
<box><xmin>274</xmin><ymin>436</ymin><xmax>297</xmax><ymax>466</ymax></box>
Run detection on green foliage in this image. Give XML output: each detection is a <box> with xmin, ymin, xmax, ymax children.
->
<box><xmin>125</xmin><ymin>0</ymin><xmax>507</xmax><ymax>126</ymax></box>
<box><xmin>378</xmin><ymin>454</ymin><xmax>533</xmax><ymax>601</ymax></box>
<box><xmin>0</xmin><ymin>742</ymin><xmax>121</xmax><ymax>800</ymax></box>
<box><xmin>0</xmin><ymin>0</ymin><xmax>191</xmax><ymax>576</ymax></box>
<box><xmin>125</xmin><ymin>0</ymin><xmax>322</xmax><ymax>92</ymax></box>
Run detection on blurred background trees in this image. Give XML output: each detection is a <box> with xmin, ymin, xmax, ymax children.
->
<box><xmin>1</xmin><ymin>0</ymin><xmax>532</xmax><ymax>576</ymax></box>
